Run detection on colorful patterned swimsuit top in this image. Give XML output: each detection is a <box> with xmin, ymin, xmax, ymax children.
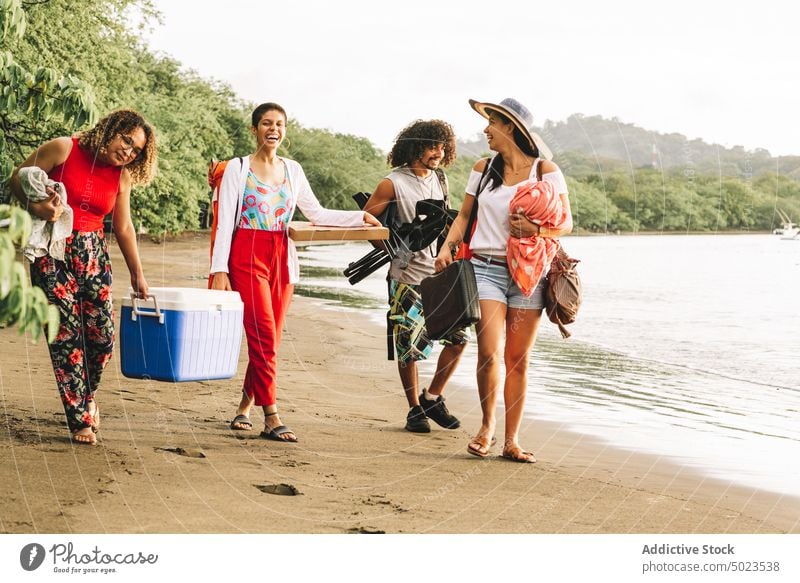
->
<box><xmin>238</xmin><ymin>164</ymin><xmax>293</xmax><ymax>231</ymax></box>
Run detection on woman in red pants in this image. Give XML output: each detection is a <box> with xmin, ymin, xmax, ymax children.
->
<box><xmin>210</xmin><ymin>102</ymin><xmax>379</xmax><ymax>442</ymax></box>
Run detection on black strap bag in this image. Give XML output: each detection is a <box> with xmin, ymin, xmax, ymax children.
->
<box><xmin>419</xmin><ymin>259</ymin><xmax>480</xmax><ymax>340</ymax></box>
<box><xmin>418</xmin><ymin>162</ymin><xmax>491</xmax><ymax>340</ymax></box>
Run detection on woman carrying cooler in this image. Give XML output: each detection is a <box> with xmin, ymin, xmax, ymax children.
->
<box><xmin>435</xmin><ymin>98</ymin><xmax>572</xmax><ymax>462</ymax></box>
<box><xmin>10</xmin><ymin>110</ymin><xmax>158</xmax><ymax>446</ymax></box>
<box><xmin>210</xmin><ymin>102</ymin><xmax>379</xmax><ymax>442</ymax></box>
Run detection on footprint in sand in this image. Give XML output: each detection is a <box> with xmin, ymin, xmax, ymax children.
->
<box><xmin>254</xmin><ymin>483</ymin><xmax>302</xmax><ymax>496</ymax></box>
<box><xmin>362</xmin><ymin>496</ymin><xmax>407</xmax><ymax>513</ymax></box>
<box><xmin>279</xmin><ymin>460</ymin><xmax>310</xmax><ymax>468</ymax></box>
<box><xmin>156</xmin><ymin>447</ymin><xmax>206</xmax><ymax>458</ymax></box>
<box><xmin>346</xmin><ymin>526</ymin><xmax>385</xmax><ymax>534</ymax></box>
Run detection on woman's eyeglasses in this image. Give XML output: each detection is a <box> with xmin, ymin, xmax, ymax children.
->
<box><xmin>119</xmin><ymin>134</ymin><xmax>143</xmax><ymax>157</ymax></box>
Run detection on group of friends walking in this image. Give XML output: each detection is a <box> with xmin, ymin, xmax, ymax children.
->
<box><xmin>10</xmin><ymin>96</ymin><xmax>572</xmax><ymax>462</ymax></box>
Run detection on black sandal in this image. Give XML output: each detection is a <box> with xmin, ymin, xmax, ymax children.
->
<box><xmin>260</xmin><ymin>411</ymin><xmax>298</xmax><ymax>442</ymax></box>
<box><xmin>230</xmin><ymin>414</ymin><xmax>253</xmax><ymax>430</ymax></box>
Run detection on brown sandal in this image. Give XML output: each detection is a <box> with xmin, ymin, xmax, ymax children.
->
<box><xmin>501</xmin><ymin>446</ymin><xmax>536</xmax><ymax>463</ymax></box>
<box><xmin>467</xmin><ymin>435</ymin><xmax>496</xmax><ymax>458</ymax></box>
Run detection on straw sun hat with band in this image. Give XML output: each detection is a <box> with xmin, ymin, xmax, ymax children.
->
<box><xmin>469</xmin><ymin>97</ymin><xmax>553</xmax><ymax>161</ymax></box>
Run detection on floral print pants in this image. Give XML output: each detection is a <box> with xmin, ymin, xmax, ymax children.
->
<box><xmin>30</xmin><ymin>231</ymin><xmax>114</xmax><ymax>433</ymax></box>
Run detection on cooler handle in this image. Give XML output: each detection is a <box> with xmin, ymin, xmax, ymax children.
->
<box><xmin>130</xmin><ymin>293</ymin><xmax>164</xmax><ymax>324</ymax></box>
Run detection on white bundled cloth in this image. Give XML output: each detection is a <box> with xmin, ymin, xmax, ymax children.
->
<box><xmin>18</xmin><ymin>167</ymin><xmax>73</xmax><ymax>262</ymax></box>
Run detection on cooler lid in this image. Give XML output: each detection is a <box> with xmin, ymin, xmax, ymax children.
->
<box><xmin>122</xmin><ymin>287</ymin><xmax>243</xmax><ymax>311</ymax></box>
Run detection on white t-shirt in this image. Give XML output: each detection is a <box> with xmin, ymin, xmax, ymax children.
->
<box><xmin>465</xmin><ymin>159</ymin><xmax>568</xmax><ymax>254</ymax></box>
<box><xmin>386</xmin><ymin>167</ymin><xmax>446</xmax><ymax>284</ymax></box>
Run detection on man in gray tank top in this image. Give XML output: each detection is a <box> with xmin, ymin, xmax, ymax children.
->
<box><xmin>364</xmin><ymin>120</ymin><xmax>468</xmax><ymax>433</ymax></box>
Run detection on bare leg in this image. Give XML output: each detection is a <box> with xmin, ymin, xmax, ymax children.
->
<box><xmin>469</xmin><ymin>300</ymin><xmax>506</xmax><ymax>455</ymax></box>
<box><xmin>427</xmin><ymin>342</ymin><xmax>467</xmax><ymax>397</ymax></box>
<box><xmin>501</xmin><ymin>307</ymin><xmax>543</xmax><ymax>462</ymax></box>
<box><xmin>88</xmin><ymin>400</ymin><xmax>100</xmax><ymax>431</ymax></box>
<box><xmin>398</xmin><ymin>360</ymin><xmax>420</xmax><ymax>407</ymax></box>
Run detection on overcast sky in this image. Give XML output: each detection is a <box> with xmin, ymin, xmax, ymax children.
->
<box><xmin>143</xmin><ymin>0</ymin><xmax>799</xmax><ymax>155</ymax></box>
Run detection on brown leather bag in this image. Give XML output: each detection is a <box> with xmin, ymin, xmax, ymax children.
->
<box><xmin>545</xmin><ymin>247</ymin><xmax>581</xmax><ymax>338</ymax></box>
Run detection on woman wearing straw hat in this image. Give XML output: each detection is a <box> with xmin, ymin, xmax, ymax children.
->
<box><xmin>435</xmin><ymin>98</ymin><xmax>572</xmax><ymax>462</ymax></box>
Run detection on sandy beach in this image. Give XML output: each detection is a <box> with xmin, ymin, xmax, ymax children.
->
<box><xmin>1</xmin><ymin>234</ymin><xmax>797</xmax><ymax>534</ymax></box>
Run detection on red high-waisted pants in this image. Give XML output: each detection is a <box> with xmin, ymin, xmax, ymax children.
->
<box><xmin>228</xmin><ymin>229</ymin><xmax>293</xmax><ymax>406</ymax></box>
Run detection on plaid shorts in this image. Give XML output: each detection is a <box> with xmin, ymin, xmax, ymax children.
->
<box><xmin>387</xmin><ymin>279</ymin><xmax>469</xmax><ymax>363</ymax></box>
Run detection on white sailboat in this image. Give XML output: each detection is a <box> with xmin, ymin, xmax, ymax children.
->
<box><xmin>775</xmin><ymin>210</ymin><xmax>799</xmax><ymax>240</ymax></box>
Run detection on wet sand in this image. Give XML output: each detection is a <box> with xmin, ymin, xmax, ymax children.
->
<box><xmin>1</xmin><ymin>234</ymin><xmax>797</xmax><ymax>533</ymax></box>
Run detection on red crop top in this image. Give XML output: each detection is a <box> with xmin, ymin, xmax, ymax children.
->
<box><xmin>49</xmin><ymin>138</ymin><xmax>122</xmax><ymax>232</ymax></box>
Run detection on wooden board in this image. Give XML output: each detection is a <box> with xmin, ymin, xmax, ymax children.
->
<box><xmin>288</xmin><ymin>221</ymin><xmax>389</xmax><ymax>242</ymax></box>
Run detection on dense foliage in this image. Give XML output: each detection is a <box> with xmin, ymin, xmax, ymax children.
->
<box><xmin>0</xmin><ymin>204</ymin><xmax>59</xmax><ymax>342</ymax></box>
<box><xmin>563</xmin><ymin>166</ymin><xmax>800</xmax><ymax>233</ymax></box>
<box><xmin>1</xmin><ymin>0</ymin><xmax>89</xmax><ymax>341</ymax></box>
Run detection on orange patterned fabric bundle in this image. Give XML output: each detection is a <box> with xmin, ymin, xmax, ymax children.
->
<box><xmin>506</xmin><ymin>180</ymin><xmax>569</xmax><ymax>296</ymax></box>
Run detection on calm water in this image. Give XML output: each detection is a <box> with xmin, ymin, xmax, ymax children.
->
<box><xmin>296</xmin><ymin>235</ymin><xmax>800</xmax><ymax>496</ymax></box>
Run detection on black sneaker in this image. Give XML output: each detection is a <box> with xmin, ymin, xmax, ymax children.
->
<box><xmin>419</xmin><ymin>392</ymin><xmax>461</xmax><ymax>429</ymax></box>
<box><xmin>405</xmin><ymin>406</ymin><xmax>431</xmax><ymax>433</ymax></box>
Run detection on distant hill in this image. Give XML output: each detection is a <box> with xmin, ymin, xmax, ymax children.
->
<box><xmin>457</xmin><ymin>114</ymin><xmax>800</xmax><ymax>179</ymax></box>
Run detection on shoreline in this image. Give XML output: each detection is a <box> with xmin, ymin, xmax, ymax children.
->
<box><xmin>325</xmin><ymin>300</ymin><xmax>800</xmax><ymax>533</ymax></box>
<box><xmin>1</xmin><ymin>235</ymin><xmax>798</xmax><ymax>534</ymax></box>
<box><xmin>146</xmin><ymin>229</ymin><xmax>781</xmax><ymax>245</ymax></box>
<box><xmin>571</xmin><ymin>229</ymin><xmax>778</xmax><ymax>236</ymax></box>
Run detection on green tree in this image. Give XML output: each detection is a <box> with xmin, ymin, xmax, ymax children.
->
<box><xmin>2</xmin><ymin>0</ymin><xmax>252</xmax><ymax>234</ymax></box>
<box><xmin>0</xmin><ymin>0</ymin><xmax>99</xmax><ymax>185</ymax></box>
<box><xmin>443</xmin><ymin>154</ymin><xmax>477</xmax><ymax>209</ymax></box>
<box><xmin>1</xmin><ymin>0</ymin><xmax>108</xmax><ymax>341</ymax></box>
<box><xmin>285</xmin><ymin>123</ymin><xmax>386</xmax><ymax>213</ymax></box>
<box><xmin>753</xmin><ymin>173</ymin><xmax>800</xmax><ymax>230</ymax></box>
<box><xmin>566</xmin><ymin>177</ymin><xmax>623</xmax><ymax>233</ymax></box>
<box><xmin>0</xmin><ymin>204</ymin><xmax>59</xmax><ymax>342</ymax></box>
<box><xmin>128</xmin><ymin>54</ymin><xmax>251</xmax><ymax>233</ymax></box>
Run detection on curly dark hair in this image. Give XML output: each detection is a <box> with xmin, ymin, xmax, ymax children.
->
<box><xmin>78</xmin><ymin>109</ymin><xmax>157</xmax><ymax>186</ymax></box>
<box><xmin>386</xmin><ymin>119</ymin><xmax>456</xmax><ymax>168</ymax></box>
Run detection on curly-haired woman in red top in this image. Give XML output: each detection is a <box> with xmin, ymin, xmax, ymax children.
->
<box><xmin>10</xmin><ymin>109</ymin><xmax>158</xmax><ymax>445</ymax></box>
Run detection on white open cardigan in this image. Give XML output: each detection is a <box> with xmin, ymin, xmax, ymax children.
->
<box><xmin>209</xmin><ymin>155</ymin><xmax>365</xmax><ymax>283</ymax></box>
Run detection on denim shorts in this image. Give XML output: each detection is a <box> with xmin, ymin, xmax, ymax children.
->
<box><xmin>470</xmin><ymin>256</ymin><xmax>546</xmax><ymax>310</ymax></box>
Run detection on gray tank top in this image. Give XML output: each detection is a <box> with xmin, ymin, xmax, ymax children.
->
<box><xmin>386</xmin><ymin>167</ymin><xmax>446</xmax><ymax>284</ymax></box>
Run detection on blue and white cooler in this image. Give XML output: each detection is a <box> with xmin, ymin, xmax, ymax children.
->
<box><xmin>120</xmin><ymin>287</ymin><xmax>244</xmax><ymax>382</ymax></box>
